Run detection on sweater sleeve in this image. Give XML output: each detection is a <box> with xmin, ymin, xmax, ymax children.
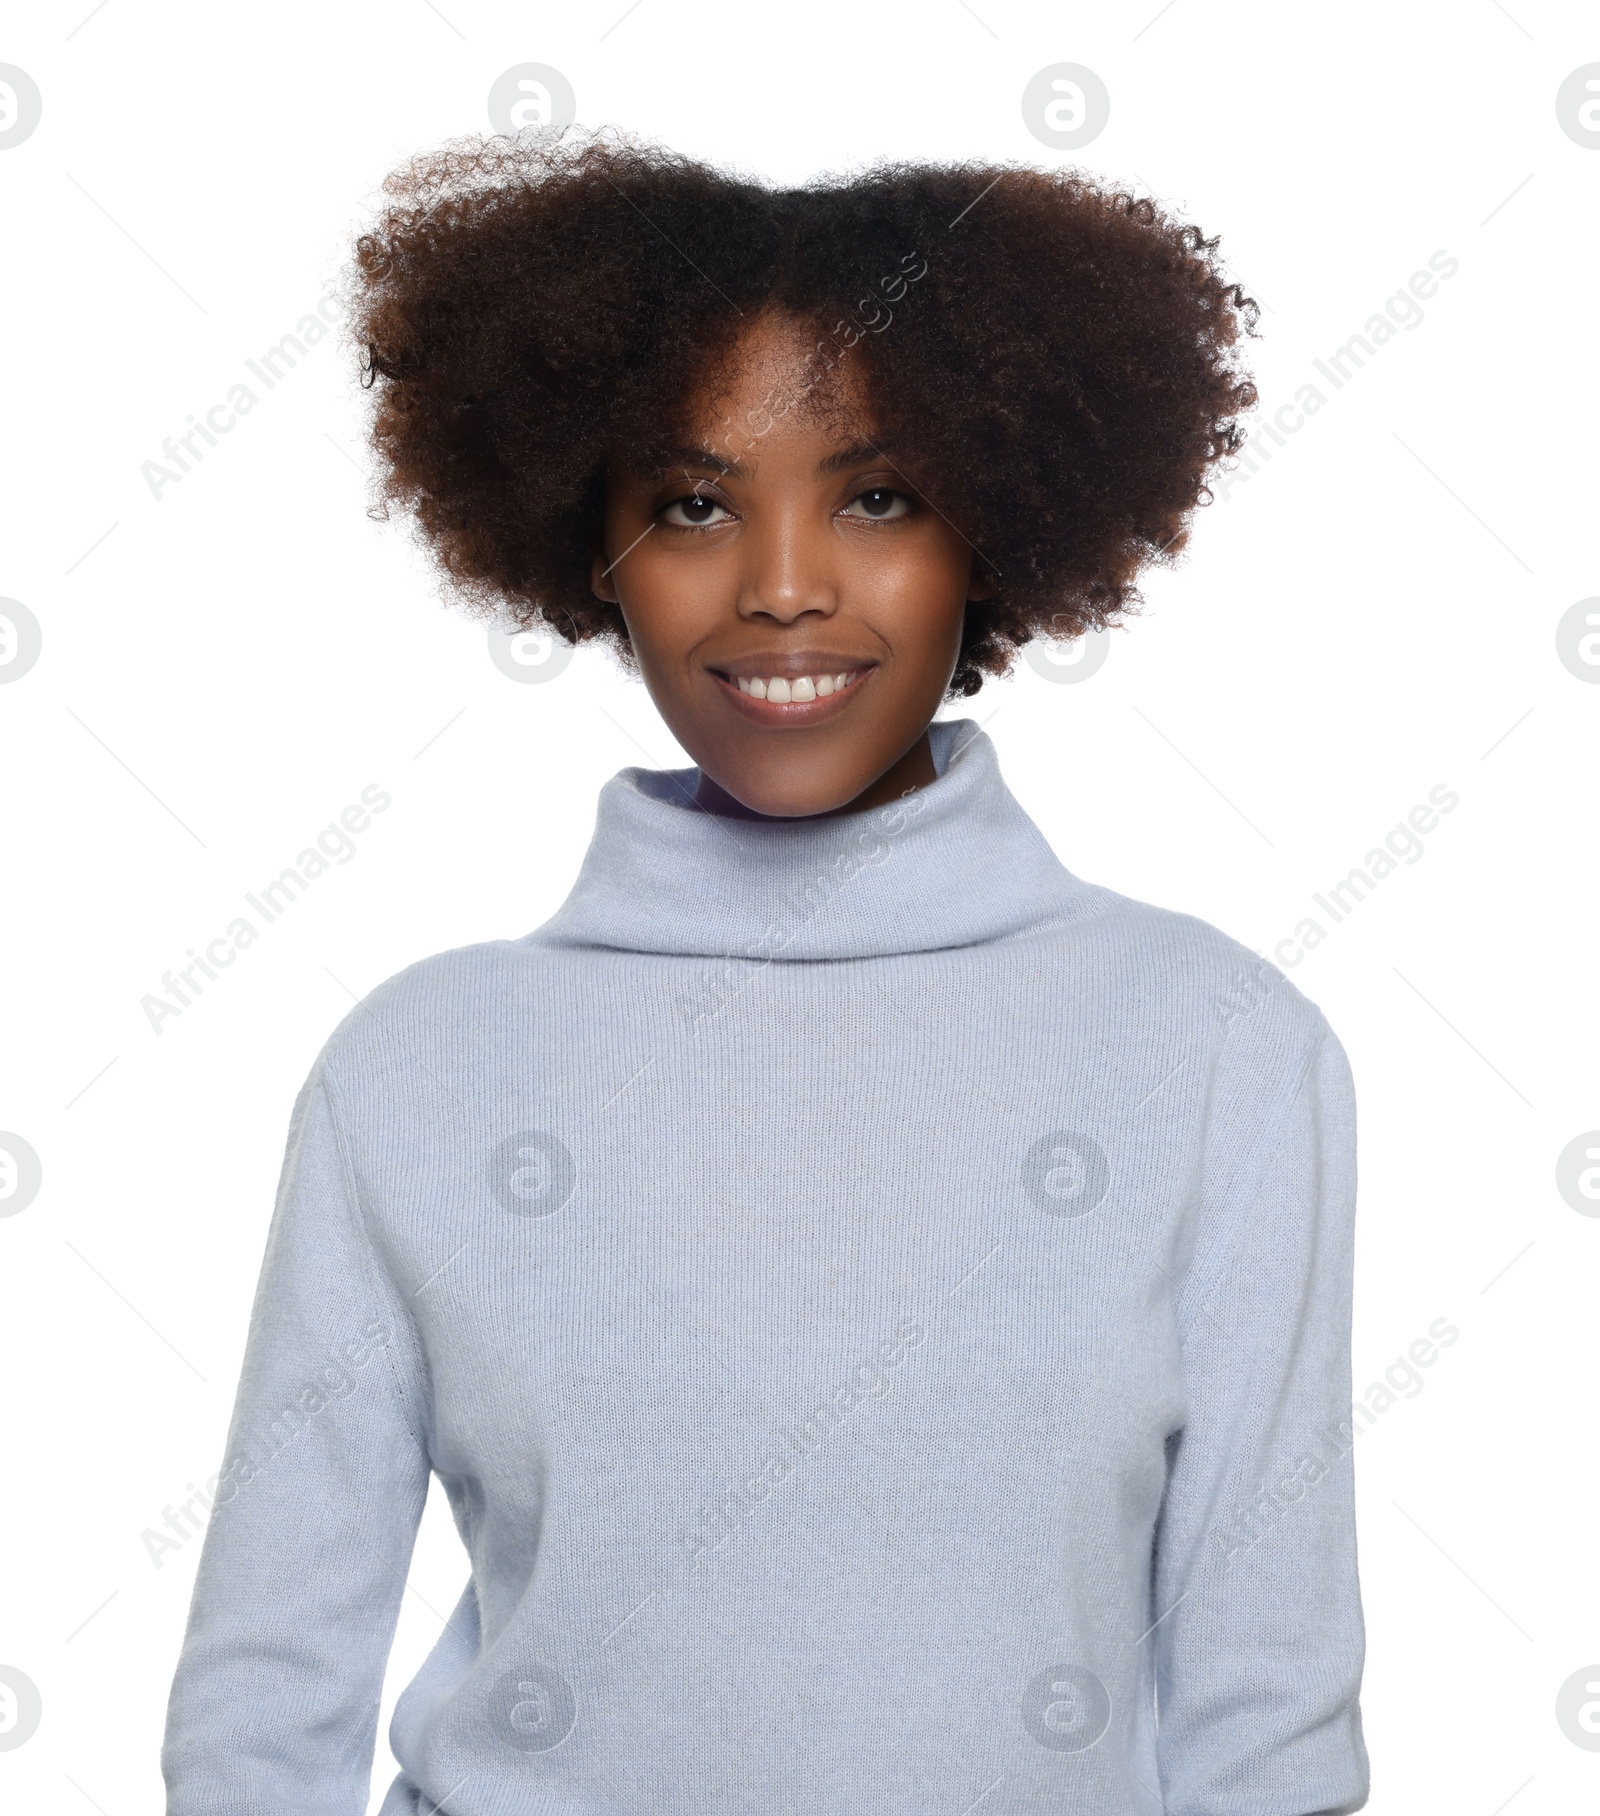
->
<box><xmin>1150</xmin><ymin>1020</ymin><xmax>1370</xmax><ymax>1816</ymax></box>
<box><xmin>161</xmin><ymin>1055</ymin><xmax>431</xmax><ymax>1816</ymax></box>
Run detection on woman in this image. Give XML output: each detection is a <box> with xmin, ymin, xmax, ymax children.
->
<box><xmin>162</xmin><ymin>132</ymin><xmax>1369</xmax><ymax>1816</ymax></box>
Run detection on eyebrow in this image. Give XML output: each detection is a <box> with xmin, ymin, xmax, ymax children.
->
<box><xmin>654</xmin><ymin>440</ymin><xmax>889</xmax><ymax>482</ymax></box>
<box><xmin>816</xmin><ymin>441</ymin><xmax>888</xmax><ymax>476</ymax></box>
<box><xmin>655</xmin><ymin>445</ymin><xmax>746</xmax><ymax>481</ymax></box>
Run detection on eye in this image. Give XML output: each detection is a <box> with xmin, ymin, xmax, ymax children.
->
<box><xmin>842</xmin><ymin>487</ymin><xmax>911</xmax><ymax>521</ymax></box>
<box><xmin>659</xmin><ymin>490</ymin><xmax>731</xmax><ymax>528</ymax></box>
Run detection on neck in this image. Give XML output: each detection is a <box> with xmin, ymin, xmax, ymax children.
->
<box><xmin>693</xmin><ymin>729</ymin><xmax>938</xmax><ymax>821</ymax></box>
<box><xmin>534</xmin><ymin>719</ymin><xmax>1097</xmax><ymax>962</ymax></box>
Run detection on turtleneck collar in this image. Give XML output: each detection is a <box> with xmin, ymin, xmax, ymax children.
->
<box><xmin>531</xmin><ymin>718</ymin><xmax>1097</xmax><ymax>962</ymax></box>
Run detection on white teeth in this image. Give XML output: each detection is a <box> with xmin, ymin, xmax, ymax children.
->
<box><xmin>733</xmin><ymin>670</ymin><xmax>858</xmax><ymax>702</ymax></box>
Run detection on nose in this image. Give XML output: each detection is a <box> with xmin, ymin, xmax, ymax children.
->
<box><xmin>735</xmin><ymin>506</ymin><xmax>838</xmax><ymax>624</ymax></box>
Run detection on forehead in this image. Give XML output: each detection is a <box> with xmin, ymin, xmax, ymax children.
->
<box><xmin>640</xmin><ymin>308</ymin><xmax>871</xmax><ymax>480</ymax></box>
<box><xmin>683</xmin><ymin>308</ymin><xmax>869</xmax><ymax>435</ymax></box>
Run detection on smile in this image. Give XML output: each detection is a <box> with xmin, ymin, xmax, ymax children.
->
<box><xmin>735</xmin><ymin>671</ymin><xmax>859</xmax><ymax>701</ymax></box>
<box><xmin>710</xmin><ymin>665</ymin><xmax>873</xmax><ymax>724</ymax></box>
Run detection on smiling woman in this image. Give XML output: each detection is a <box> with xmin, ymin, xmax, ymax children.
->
<box><xmin>592</xmin><ymin>309</ymin><xmax>983</xmax><ymax>816</ymax></box>
<box><xmin>349</xmin><ymin>131</ymin><xmax>1257</xmax><ymax>718</ymax></box>
<box><xmin>159</xmin><ymin>126</ymin><xmax>1371</xmax><ymax>1816</ymax></box>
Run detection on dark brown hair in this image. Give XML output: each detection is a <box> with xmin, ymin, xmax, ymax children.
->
<box><xmin>349</xmin><ymin>130</ymin><xmax>1258</xmax><ymax>695</ymax></box>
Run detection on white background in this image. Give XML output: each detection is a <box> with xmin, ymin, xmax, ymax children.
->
<box><xmin>1</xmin><ymin>2</ymin><xmax>1596</xmax><ymax>1812</ymax></box>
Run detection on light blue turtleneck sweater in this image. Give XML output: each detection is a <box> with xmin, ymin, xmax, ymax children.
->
<box><xmin>161</xmin><ymin>718</ymin><xmax>1368</xmax><ymax>1816</ymax></box>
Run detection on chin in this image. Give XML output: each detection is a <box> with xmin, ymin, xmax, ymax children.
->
<box><xmin>703</xmin><ymin>754</ymin><xmax>869</xmax><ymax>821</ymax></box>
<box><xmin>728</xmin><ymin>781</ymin><xmax>854</xmax><ymax>820</ymax></box>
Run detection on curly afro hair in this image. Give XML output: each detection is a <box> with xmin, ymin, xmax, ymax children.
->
<box><xmin>348</xmin><ymin>129</ymin><xmax>1258</xmax><ymax>696</ymax></box>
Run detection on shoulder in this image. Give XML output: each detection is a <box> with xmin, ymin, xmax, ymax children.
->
<box><xmin>1047</xmin><ymin>876</ymin><xmax>1334</xmax><ymax>1056</ymax></box>
<box><xmin>1044</xmin><ymin>877</ymin><xmax>1347</xmax><ymax>1167</ymax></box>
<box><xmin>311</xmin><ymin>935</ymin><xmax>548</xmax><ymax>1086</ymax></box>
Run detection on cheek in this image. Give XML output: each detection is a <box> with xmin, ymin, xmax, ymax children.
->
<box><xmin>613</xmin><ymin>549</ymin><xmax>731</xmax><ymax>666</ymax></box>
<box><xmin>853</xmin><ymin>535</ymin><xmax>971</xmax><ymax>639</ymax></box>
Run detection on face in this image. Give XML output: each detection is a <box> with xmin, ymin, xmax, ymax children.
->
<box><xmin>590</xmin><ymin>311</ymin><xmax>983</xmax><ymax>819</ymax></box>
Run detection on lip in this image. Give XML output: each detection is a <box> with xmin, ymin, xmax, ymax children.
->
<box><xmin>707</xmin><ymin>660</ymin><xmax>877</xmax><ymax>727</ymax></box>
<box><xmin>712</xmin><ymin>651</ymin><xmax>878</xmax><ymax>682</ymax></box>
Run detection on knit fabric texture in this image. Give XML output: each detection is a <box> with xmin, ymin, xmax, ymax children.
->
<box><xmin>161</xmin><ymin>717</ymin><xmax>1369</xmax><ymax>1816</ymax></box>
